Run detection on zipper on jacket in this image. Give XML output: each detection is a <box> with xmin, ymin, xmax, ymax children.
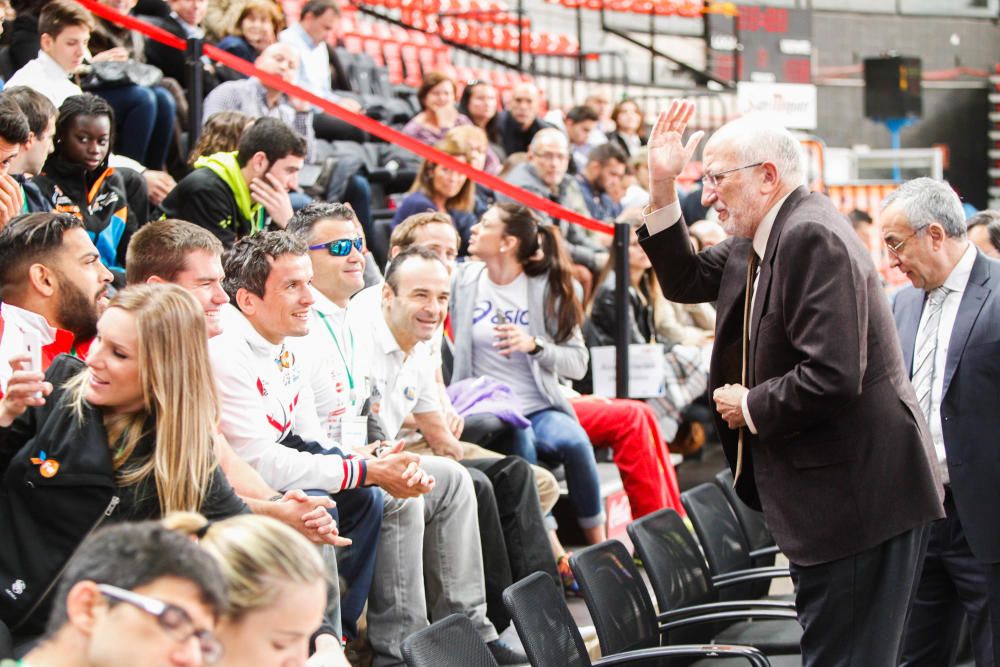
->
<box><xmin>11</xmin><ymin>494</ymin><xmax>120</xmax><ymax>632</ymax></box>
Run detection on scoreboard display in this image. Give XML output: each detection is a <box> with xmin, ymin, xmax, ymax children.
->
<box><xmin>707</xmin><ymin>5</ymin><xmax>813</xmax><ymax>84</ymax></box>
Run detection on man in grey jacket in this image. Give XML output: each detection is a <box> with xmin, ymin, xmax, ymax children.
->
<box><xmin>500</xmin><ymin>128</ymin><xmax>608</xmax><ymax>274</ymax></box>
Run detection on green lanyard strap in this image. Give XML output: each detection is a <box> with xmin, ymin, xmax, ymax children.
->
<box><xmin>316</xmin><ymin>309</ymin><xmax>356</xmax><ymax>400</ymax></box>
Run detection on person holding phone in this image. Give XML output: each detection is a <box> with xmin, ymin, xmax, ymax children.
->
<box><xmin>160</xmin><ymin>117</ymin><xmax>305</xmax><ymax>248</ymax></box>
<box><xmin>0</xmin><ymin>283</ymin><xmax>247</xmax><ymax>639</ymax></box>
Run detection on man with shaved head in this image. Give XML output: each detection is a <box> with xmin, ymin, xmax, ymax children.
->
<box><xmin>638</xmin><ymin>102</ymin><xmax>943</xmax><ymax>666</ymax></box>
<box><xmin>495</xmin><ymin>82</ymin><xmax>552</xmax><ymax>156</ymax></box>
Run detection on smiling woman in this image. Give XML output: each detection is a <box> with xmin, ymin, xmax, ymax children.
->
<box><xmin>0</xmin><ymin>283</ymin><xmax>248</xmax><ymax>636</ymax></box>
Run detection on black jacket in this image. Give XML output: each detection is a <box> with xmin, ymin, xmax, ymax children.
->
<box><xmin>33</xmin><ymin>155</ymin><xmax>148</xmax><ymax>271</ymax></box>
<box><xmin>159</xmin><ymin>165</ymin><xmax>256</xmax><ymax>248</ymax></box>
<box><xmin>0</xmin><ymin>356</ymin><xmax>246</xmax><ymax>636</ymax></box>
<box><xmin>142</xmin><ymin>13</ymin><xmax>218</xmax><ymax>91</ymax></box>
<box><xmin>14</xmin><ymin>175</ymin><xmax>51</xmax><ymax>214</ymax></box>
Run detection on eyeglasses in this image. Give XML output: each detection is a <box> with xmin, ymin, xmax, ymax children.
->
<box><xmin>98</xmin><ymin>584</ymin><xmax>223</xmax><ymax>664</ymax></box>
<box><xmin>309</xmin><ymin>237</ymin><xmax>364</xmax><ymax>256</ymax></box>
<box><xmin>884</xmin><ymin>230</ymin><xmax>920</xmax><ymax>258</ymax></box>
<box><xmin>532</xmin><ymin>151</ymin><xmax>568</xmax><ymax>162</ymax></box>
<box><xmin>702</xmin><ymin>162</ymin><xmax>764</xmax><ymax>189</ymax></box>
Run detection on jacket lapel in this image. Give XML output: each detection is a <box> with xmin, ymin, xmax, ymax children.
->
<box><xmin>894</xmin><ymin>288</ymin><xmax>924</xmax><ymax>375</ymax></box>
<box><xmin>748</xmin><ymin>187</ymin><xmax>808</xmax><ymax>384</ymax></box>
<box><xmin>943</xmin><ymin>252</ymin><xmax>991</xmax><ymax>397</ymax></box>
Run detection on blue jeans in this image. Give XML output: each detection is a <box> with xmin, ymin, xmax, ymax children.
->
<box><xmin>523</xmin><ymin>409</ymin><xmax>604</xmax><ymax>529</ymax></box>
<box><xmin>97</xmin><ymin>84</ymin><xmax>176</xmax><ymax>169</ymax></box>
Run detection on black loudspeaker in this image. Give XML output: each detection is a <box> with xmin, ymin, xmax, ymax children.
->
<box><xmin>863</xmin><ymin>56</ymin><xmax>922</xmax><ymax>120</ymax></box>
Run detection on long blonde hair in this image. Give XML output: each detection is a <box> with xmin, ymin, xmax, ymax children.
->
<box><xmin>164</xmin><ymin>513</ymin><xmax>328</xmax><ymax>620</ymax></box>
<box><xmin>68</xmin><ymin>284</ymin><xmax>219</xmax><ymax>515</ymax></box>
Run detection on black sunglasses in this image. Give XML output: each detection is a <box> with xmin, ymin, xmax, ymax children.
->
<box><xmin>308</xmin><ymin>237</ymin><xmax>364</xmax><ymax>256</ymax></box>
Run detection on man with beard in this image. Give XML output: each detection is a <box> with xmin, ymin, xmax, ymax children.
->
<box><xmin>576</xmin><ymin>142</ymin><xmax>627</xmax><ymax>223</ymax></box>
<box><xmin>0</xmin><ymin>212</ymin><xmax>112</xmax><ymax>393</ymax></box>
<box><xmin>638</xmin><ymin>101</ymin><xmax>943</xmax><ymax>666</ymax></box>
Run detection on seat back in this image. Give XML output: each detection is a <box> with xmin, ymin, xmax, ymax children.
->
<box><xmin>502</xmin><ymin>572</ymin><xmax>591</xmax><ymax>667</ymax></box>
<box><xmin>681</xmin><ymin>483</ymin><xmax>759</xmax><ymax>600</ymax></box>
<box><xmin>627</xmin><ymin>508</ymin><xmax>715</xmax><ymax>611</ymax></box>
<box><xmin>628</xmin><ymin>508</ymin><xmax>720</xmax><ymax>647</ymax></box>
<box><xmin>569</xmin><ymin>540</ymin><xmax>660</xmax><ymax>656</ymax></box>
<box><xmin>714</xmin><ymin>468</ymin><xmax>775</xmax><ymax>556</ymax></box>
<box><xmin>401</xmin><ymin>614</ymin><xmax>500</xmax><ymax>667</ymax></box>
<box><xmin>0</xmin><ymin>47</ymin><xmax>15</xmax><ymax>81</ymax></box>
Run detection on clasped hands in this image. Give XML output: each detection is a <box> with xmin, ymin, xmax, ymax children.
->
<box><xmin>713</xmin><ymin>383</ymin><xmax>749</xmax><ymax>430</ymax></box>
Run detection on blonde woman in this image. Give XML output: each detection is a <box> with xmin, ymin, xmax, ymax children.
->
<box><xmin>166</xmin><ymin>513</ymin><xmax>349</xmax><ymax>667</ymax></box>
<box><xmin>0</xmin><ymin>284</ymin><xmax>246</xmax><ymax>637</ymax></box>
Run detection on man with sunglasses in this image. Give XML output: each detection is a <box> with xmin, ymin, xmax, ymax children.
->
<box><xmin>638</xmin><ymin>101</ymin><xmax>942</xmax><ymax>666</ymax></box>
<box><xmin>160</xmin><ymin>118</ymin><xmax>306</xmax><ymax>248</ymax></box>
<box><xmin>16</xmin><ymin>520</ymin><xmax>226</xmax><ymax>667</ymax></box>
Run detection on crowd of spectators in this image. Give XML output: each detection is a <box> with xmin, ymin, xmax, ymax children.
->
<box><xmin>0</xmin><ymin>0</ymin><xmax>734</xmax><ymax>664</ymax></box>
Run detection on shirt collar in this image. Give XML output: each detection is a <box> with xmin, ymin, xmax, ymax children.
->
<box><xmin>292</xmin><ymin>22</ymin><xmax>317</xmax><ymax>49</ymax></box>
<box><xmin>374</xmin><ymin>308</ymin><xmax>403</xmax><ymax>358</ymax></box>
<box><xmin>221</xmin><ymin>303</ymin><xmax>284</xmax><ymax>358</ymax></box>
<box><xmin>37</xmin><ymin>50</ymin><xmax>72</xmax><ymax>78</ymax></box>
<box><xmin>0</xmin><ymin>303</ymin><xmax>58</xmax><ymax>344</ymax></box>
<box><xmin>940</xmin><ymin>240</ymin><xmax>977</xmax><ymax>294</ymax></box>
<box><xmin>752</xmin><ymin>190</ymin><xmax>794</xmax><ymax>259</ymax></box>
<box><xmin>170</xmin><ymin>12</ymin><xmax>204</xmax><ymax>38</ymax></box>
<box><xmin>309</xmin><ymin>285</ymin><xmax>347</xmax><ymax>321</ymax></box>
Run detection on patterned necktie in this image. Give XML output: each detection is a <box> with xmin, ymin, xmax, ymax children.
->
<box><xmin>912</xmin><ymin>286</ymin><xmax>953</xmax><ymax>424</ymax></box>
<box><xmin>734</xmin><ymin>247</ymin><xmax>759</xmax><ymax>485</ymax></box>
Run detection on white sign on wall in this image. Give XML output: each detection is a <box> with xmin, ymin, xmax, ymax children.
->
<box><xmin>737</xmin><ymin>82</ymin><xmax>818</xmax><ymax>130</ymax></box>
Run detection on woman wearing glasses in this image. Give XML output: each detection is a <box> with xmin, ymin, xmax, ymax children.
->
<box><xmin>166</xmin><ymin>512</ymin><xmax>349</xmax><ymax>667</ymax></box>
<box><xmin>0</xmin><ymin>284</ymin><xmax>246</xmax><ymax>638</ymax></box>
<box><xmin>391</xmin><ymin>135</ymin><xmax>478</xmax><ymax>254</ymax></box>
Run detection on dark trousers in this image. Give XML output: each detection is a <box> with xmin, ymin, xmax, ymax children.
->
<box><xmin>462</xmin><ymin>416</ymin><xmax>560</xmax><ymax>585</ymax></box>
<box><xmin>313</xmin><ymin>110</ymin><xmax>368</xmax><ymax>143</ymax></box>
<box><xmin>461</xmin><ymin>463</ymin><xmax>514</xmax><ymax>631</ymax></box>
<box><xmin>902</xmin><ymin>490</ymin><xmax>997</xmax><ymax>667</ymax></box>
<box><xmin>790</xmin><ymin>523</ymin><xmax>930</xmax><ymax>667</ymax></box>
<box><xmin>97</xmin><ymin>84</ymin><xmax>176</xmax><ymax>170</ymax></box>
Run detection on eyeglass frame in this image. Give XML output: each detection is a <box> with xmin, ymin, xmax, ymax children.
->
<box><xmin>97</xmin><ymin>583</ymin><xmax>224</xmax><ymax>664</ymax></box>
<box><xmin>308</xmin><ymin>237</ymin><xmax>365</xmax><ymax>257</ymax></box>
<box><xmin>884</xmin><ymin>229</ymin><xmax>922</xmax><ymax>258</ymax></box>
<box><xmin>702</xmin><ymin>162</ymin><xmax>764</xmax><ymax>189</ymax></box>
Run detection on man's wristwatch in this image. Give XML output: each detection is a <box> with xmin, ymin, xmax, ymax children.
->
<box><xmin>529</xmin><ymin>337</ymin><xmax>544</xmax><ymax>355</ymax></box>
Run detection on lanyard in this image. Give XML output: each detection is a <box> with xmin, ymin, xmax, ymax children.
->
<box><xmin>316</xmin><ymin>309</ymin><xmax>356</xmax><ymax>401</ymax></box>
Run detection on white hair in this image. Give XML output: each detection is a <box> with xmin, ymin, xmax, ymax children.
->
<box><xmin>709</xmin><ymin>113</ymin><xmax>804</xmax><ymax>186</ymax></box>
<box><xmin>529</xmin><ymin>127</ymin><xmax>569</xmax><ymax>152</ymax></box>
<box><xmin>881</xmin><ymin>177</ymin><xmax>966</xmax><ymax>238</ymax></box>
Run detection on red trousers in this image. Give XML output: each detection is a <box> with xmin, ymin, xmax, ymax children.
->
<box><xmin>571</xmin><ymin>397</ymin><xmax>686</xmax><ymax>519</ymax></box>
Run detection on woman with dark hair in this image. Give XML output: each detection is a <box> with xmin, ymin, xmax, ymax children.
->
<box><xmin>391</xmin><ymin>134</ymin><xmax>476</xmax><ymax>251</ymax></box>
<box><xmin>450</xmin><ymin>202</ymin><xmax>606</xmax><ymax>546</ymax></box>
<box><xmin>458</xmin><ymin>79</ymin><xmax>504</xmax><ymax>160</ymax></box>
<box><xmin>605</xmin><ymin>98</ymin><xmax>646</xmax><ymax>159</ymax></box>
<box><xmin>967</xmin><ymin>210</ymin><xmax>1000</xmax><ymax>259</ymax></box>
<box><xmin>33</xmin><ymin>93</ymin><xmax>148</xmax><ymax>273</ymax></box>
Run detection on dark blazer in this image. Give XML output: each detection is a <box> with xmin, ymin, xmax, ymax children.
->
<box><xmin>893</xmin><ymin>250</ymin><xmax>1000</xmax><ymax>563</ymax></box>
<box><xmin>639</xmin><ymin>186</ymin><xmax>943</xmax><ymax>566</ymax></box>
<box><xmin>142</xmin><ymin>13</ymin><xmax>218</xmax><ymax>91</ymax></box>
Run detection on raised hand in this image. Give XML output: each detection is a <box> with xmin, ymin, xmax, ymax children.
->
<box><xmin>647</xmin><ymin>99</ymin><xmax>704</xmax><ymax>208</ymax></box>
<box><xmin>0</xmin><ymin>355</ymin><xmax>52</xmax><ymax>428</ymax></box>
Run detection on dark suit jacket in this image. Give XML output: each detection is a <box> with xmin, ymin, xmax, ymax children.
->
<box><xmin>893</xmin><ymin>250</ymin><xmax>1000</xmax><ymax>563</ymax></box>
<box><xmin>639</xmin><ymin>186</ymin><xmax>943</xmax><ymax>566</ymax></box>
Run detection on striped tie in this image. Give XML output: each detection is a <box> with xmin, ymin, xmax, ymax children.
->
<box><xmin>912</xmin><ymin>286</ymin><xmax>952</xmax><ymax>424</ymax></box>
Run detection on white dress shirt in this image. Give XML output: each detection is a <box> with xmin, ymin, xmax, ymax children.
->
<box><xmin>915</xmin><ymin>241</ymin><xmax>977</xmax><ymax>484</ymax></box>
<box><xmin>643</xmin><ymin>190</ymin><xmax>793</xmax><ymax>434</ymax></box>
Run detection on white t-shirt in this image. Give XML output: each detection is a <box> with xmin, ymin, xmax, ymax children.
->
<box><xmin>470</xmin><ymin>272</ymin><xmax>549</xmax><ymax>416</ymax></box>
